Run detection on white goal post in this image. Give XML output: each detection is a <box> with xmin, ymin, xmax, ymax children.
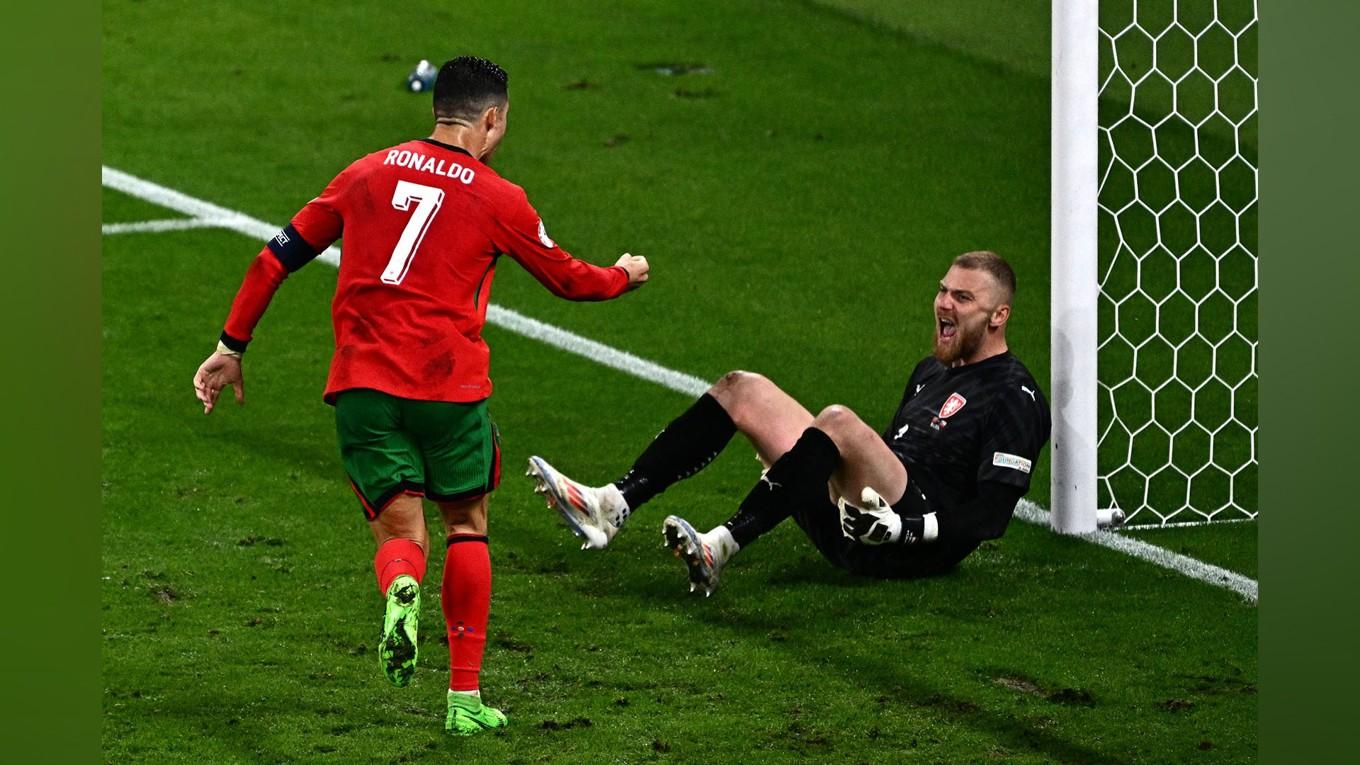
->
<box><xmin>1051</xmin><ymin>0</ymin><xmax>1259</xmax><ymax>530</ymax></box>
<box><xmin>1052</xmin><ymin>0</ymin><xmax>1102</xmax><ymax>534</ymax></box>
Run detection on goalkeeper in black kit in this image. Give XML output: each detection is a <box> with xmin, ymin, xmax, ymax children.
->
<box><xmin>527</xmin><ymin>251</ymin><xmax>1051</xmax><ymax>594</ymax></box>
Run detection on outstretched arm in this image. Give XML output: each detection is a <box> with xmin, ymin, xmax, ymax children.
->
<box><xmin>192</xmin><ymin>167</ymin><xmax>347</xmax><ymax>414</ymax></box>
<box><xmin>492</xmin><ymin>189</ymin><xmax>648</xmax><ymax>300</ymax></box>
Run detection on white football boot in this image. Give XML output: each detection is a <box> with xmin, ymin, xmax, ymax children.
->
<box><xmin>527</xmin><ymin>456</ymin><xmax>629</xmax><ymax>550</ymax></box>
<box><xmin>661</xmin><ymin>515</ymin><xmax>738</xmax><ymax>597</ymax></box>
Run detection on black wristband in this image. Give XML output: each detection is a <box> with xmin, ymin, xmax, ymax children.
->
<box><xmin>219</xmin><ymin>331</ymin><xmax>249</xmax><ymax>354</ymax></box>
<box><xmin>898</xmin><ymin>514</ymin><xmax>925</xmax><ymax>545</ymax></box>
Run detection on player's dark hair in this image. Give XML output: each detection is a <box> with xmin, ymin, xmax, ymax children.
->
<box><xmin>433</xmin><ymin>56</ymin><xmax>509</xmax><ymax>125</ymax></box>
<box><xmin>953</xmin><ymin>251</ymin><xmax>1016</xmax><ymax>303</ymax></box>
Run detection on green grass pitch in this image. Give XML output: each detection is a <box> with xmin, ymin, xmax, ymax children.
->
<box><xmin>103</xmin><ymin>1</ymin><xmax>1257</xmax><ymax>761</ymax></box>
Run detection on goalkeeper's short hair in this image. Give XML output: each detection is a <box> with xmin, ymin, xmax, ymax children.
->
<box><xmin>953</xmin><ymin>251</ymin><xmax>1016</xmax><ymax>303</ymax></box>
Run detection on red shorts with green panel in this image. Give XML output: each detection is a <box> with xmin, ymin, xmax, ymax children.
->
<box><xmin>333</xmin><ymin>389</ymin><xmax>501</xmax><ymax>519</ymax></box>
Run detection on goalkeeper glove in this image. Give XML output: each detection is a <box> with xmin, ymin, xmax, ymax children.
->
<box><xmin>838</xmin><ymin>487</ymin><xmax>937</xmax><ymax>545</ymax></box>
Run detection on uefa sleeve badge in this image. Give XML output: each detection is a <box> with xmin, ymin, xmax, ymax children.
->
<box><xmin>537</xmin><ymin>219</ymin><xmax>555</xmax><ymax>248</ymax></box>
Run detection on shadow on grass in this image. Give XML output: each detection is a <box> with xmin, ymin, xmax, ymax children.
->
<box><xmin>559</xmin><ymin>531</ymin><xmax>1133</xmax><ymax>765</ymax></box>
<box><xmin>683</xmin><ymin>578</ymin><xmax>1132</xmax><ymax>765</ymax></box>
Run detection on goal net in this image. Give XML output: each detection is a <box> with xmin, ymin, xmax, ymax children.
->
<box><xmin>1052</xmin><ymin>0</ymin><xmax>1258</xmax><ymax>529</ymax></box>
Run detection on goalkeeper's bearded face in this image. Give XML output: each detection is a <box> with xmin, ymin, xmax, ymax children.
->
<box><xmin>932</xmin><ymin>266</ymin><xmax>999</xmax><ymax>364</ymax></box>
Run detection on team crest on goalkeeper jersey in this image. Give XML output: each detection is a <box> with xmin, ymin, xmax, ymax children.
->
<box><xmin>537</xmin><ymin>219</ymin><xmax>555</xmax><ymax>248</ymax></box>
<box><xmin>939</xmin><ymin>392</ymin><xmax>967</xmax><ymax>419</ymax></box>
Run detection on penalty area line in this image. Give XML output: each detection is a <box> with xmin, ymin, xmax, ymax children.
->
<box><xmin>485</xmin><ymin>306</ymin><xmax>710</xmax><ymax>397</ymax></box>
<box><xmin>101</xmin><ymin>164</ymin><xmax>1258</xmax><ymax>603</ymax></box>
<box><xmin>103</xmin><ymin>218</ymin><xmax>246</xmax><ymax>235</ymax></box>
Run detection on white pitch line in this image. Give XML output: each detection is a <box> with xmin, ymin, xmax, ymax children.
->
<box><xmin>1015</xmin><ymin>501</ymin><xmax>1257</xmax><ymax>603</ymax></box>
<box><xmin>103</xmin><ymin>218</ymin><xmax>240</xmax><ymax>235</ymax></box>
<box><xmin>486</xmin><ymin>306</ymin><xmax>710</xmax><ymax>396</ymax></box>
<box><xmin>102</xmin><ymin>164</ymin><xmax>1258</xmax><ymax>603</ymax></box>
<box><xmin>102</xmin><ymin>166</ymin><xmax>344</xmax><ymax>266</ymax></box>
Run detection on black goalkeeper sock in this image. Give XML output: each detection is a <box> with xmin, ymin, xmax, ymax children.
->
<box><xmin>724</xmin><ymin>427</ymin><xmax>840</xmax><ymax>548</ymax></box>
<box><xmin>612</xmin><ymin>393</ymin><xmax>737</xmax><ymax>510</ymax></box>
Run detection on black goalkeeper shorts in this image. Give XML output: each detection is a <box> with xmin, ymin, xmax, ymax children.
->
<box><xmin>792</xmin><ymin>498</ymin><xmax>978</xmax><ymax>579</ymax></box>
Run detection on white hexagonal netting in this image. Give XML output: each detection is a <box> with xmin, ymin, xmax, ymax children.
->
<box><xmin>1096</xmin><ymin>0</ymin><xmax>1257</xmax><ymax>525</ymax></box>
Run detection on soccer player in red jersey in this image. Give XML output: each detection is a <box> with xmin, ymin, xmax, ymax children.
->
<box><xmin>192</xmin><ymin>56</ymin><xmax>649</xmax><ymax>735</ymax></box>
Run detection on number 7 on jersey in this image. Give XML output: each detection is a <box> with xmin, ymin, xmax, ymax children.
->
<box><xmin>381</xmin><ymin>180</ymin><xmax>445</xmax><ymax>285</ymax></box>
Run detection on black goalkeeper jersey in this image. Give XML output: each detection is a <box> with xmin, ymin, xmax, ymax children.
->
<box><xmin>882</xmin><ymin>352</ymin><xmax>1051</xmax><ymax>520</ymax></box>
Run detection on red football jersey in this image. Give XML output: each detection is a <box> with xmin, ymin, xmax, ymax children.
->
<box><xmin>221</xmin><ymin>138</ymin><xmax>629</xmax><ymax>403</ymax></box>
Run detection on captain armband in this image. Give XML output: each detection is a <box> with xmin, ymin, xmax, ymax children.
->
<box><xmin>267</xmin><ymin>224</ymin><xmax>324</xmax><ymax>272</ymax></box>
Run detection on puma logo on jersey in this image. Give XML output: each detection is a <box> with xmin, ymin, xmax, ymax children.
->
<box><xmin>1020</xmin><ymin>385</ymin><xmax>1037</xmax><ymax>401</ymax></box>
<box><xmin>894</xmin><ymin>423</ymin><xmax>910</xmax><ymax>440</ymax></box>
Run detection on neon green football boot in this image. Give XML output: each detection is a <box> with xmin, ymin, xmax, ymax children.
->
<box><xmin>446</xmin><ymin>691</ymin><xmax>508</xmax><ymax>735</ymax></box>
<box><xmin>378</xmin><ymin>575</ymin><xmax>420</xmax><ymax>687</ymax></box>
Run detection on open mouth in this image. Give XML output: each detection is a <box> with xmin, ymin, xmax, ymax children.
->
<box><xmin>938</xmin><ymin>317</ymin><xmax>957</xmax><ymax>341</ymax></box>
